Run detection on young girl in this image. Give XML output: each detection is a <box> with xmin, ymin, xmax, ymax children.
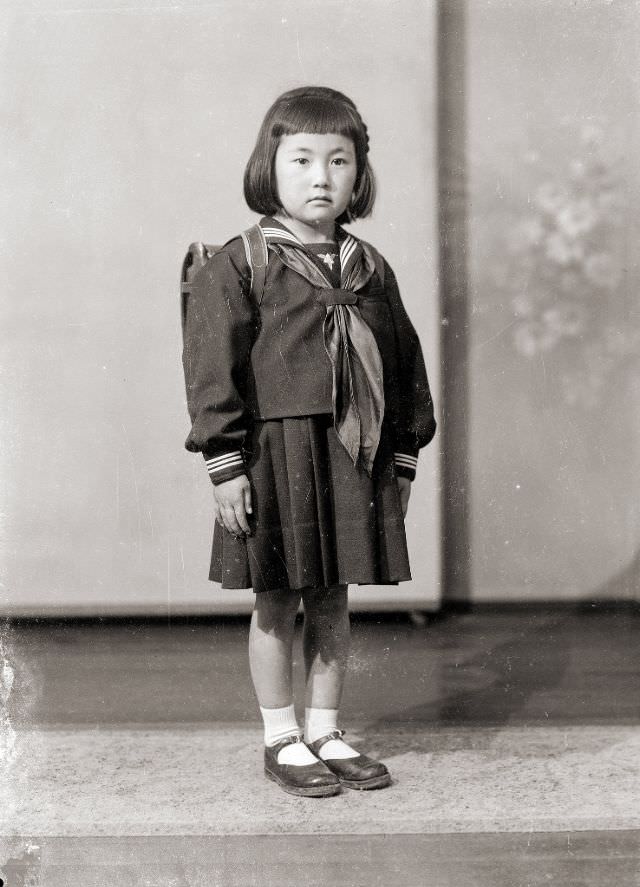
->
<box><xmin>182</xmin><ymin>86</ymin><xmax>437</xmax><ymax>797</ymax></box>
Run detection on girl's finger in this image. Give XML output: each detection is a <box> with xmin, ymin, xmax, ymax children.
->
<box><xmin>243</xmin><ymin>484</ymin><xmax>253</xmax><ymax>515</ymax></box>
<box><xmin>223</xmin><ymin>504</ymin><xmax>243</xmax><ymax>537</ymax></box>
<box><xmin>234</xmin><ymin>500</ymin><xmax>251</xmax><ymax>535</ymax></box>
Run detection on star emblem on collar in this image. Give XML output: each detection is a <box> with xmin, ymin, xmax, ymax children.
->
<box><xmin>318</xmin><ymin>251</ymin><xmax>337</xmax><ymax>270</ymax></box>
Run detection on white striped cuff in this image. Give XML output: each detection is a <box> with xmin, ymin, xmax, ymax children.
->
<box><xmin>394</xmin><ymin>453</ymin><xmax>418</xmax><ymax>471</ymax></box>
<box><xmin>205</xmin><ymin>451</ymin><xmax>244</xmax><ymax>477</ymax></box>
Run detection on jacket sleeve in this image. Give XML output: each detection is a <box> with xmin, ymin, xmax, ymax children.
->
<box><xmin>182</xmin><ymin>244</ymin><xmax>257</xmax><ymax>486</ymax></box>
<box><xmin>383</xmin><ymin>258</ymin><xmax>437</xmax><ymax>481</ymax></box>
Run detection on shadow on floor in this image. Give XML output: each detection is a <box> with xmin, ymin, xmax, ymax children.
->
<box><xmin>2</xmin><ymin>604</ymin><xmax>639</xmax><ymax>731</ymax></box>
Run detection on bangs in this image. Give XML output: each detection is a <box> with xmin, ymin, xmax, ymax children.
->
<box><xmin>273</xmin><ymin>96</ymin><xmax>362</xmax><ymax>145</ymax></box>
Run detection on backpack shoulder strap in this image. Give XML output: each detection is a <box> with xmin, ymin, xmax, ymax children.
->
<box><xmin>240</xmin><ymin>224</ymin><xmax>269</xmax><ymax>306</ymax></box>
<box><xmin>180</xmin><ymin>226</ymin><xmax>268</xmax><ymax>338</ymax></box>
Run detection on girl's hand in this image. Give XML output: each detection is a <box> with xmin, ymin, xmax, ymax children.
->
<box><xmin>397</xmin><ymin>477</ymin><xmax>412</xmax><ymax>518</ymax></box>
<box><xmin>213</xmin><ymin>474</ymin><xmax>253</xmax><ymax>537</ymax></box>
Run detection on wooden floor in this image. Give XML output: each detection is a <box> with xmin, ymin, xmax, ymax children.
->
<box><xmin>2</xmin><ymin>832</ymin><xmax>639</xmax><ymax>886</ymax></box>
<box><xmin>1</xmin><ymin>605</ymin><xmax>639</xmax><ymax>885</ymax></box>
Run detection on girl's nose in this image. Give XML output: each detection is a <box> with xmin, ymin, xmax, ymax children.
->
<box><xmin>312</xmin><ymin>164</ymin><xmax>330</xmax><ymax>187</ymax></box>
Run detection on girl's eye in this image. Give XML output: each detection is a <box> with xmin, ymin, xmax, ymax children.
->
<box><xmin>332</xmin><ymin>158</ymin><xmax>347</xmax><ymax>166</ymax></box>
<box><xmin>294</xmin><ymin>158</ymin><xmax>309</xmax><ymax>165</ymax></box>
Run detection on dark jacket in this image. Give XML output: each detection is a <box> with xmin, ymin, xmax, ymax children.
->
<box><xmin>182</xmin><ymin>217</ymin><xmax>437</xmax><ymax>484</ymax></box>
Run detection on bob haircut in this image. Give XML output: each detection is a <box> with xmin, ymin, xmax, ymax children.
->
<box><xmin>244</xmin><ymin>86</ymin><xmax>376</xmax><ymax>226</ymax></box>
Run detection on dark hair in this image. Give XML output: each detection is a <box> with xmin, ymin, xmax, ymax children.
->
<box><xmin>243</xmin><ymin>86</ymin><xmax>376</xmax><ymax>225</ymax></box>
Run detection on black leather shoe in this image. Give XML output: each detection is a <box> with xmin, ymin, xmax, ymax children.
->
<box><xmin>306</xmin><ymin>730</ymin><xmax>392</xmax><ymax>790</ymax></box>
<box><xmin>264</xmin><ymin>735</ymin><xmax>342</xmax><ymax>797</ymax></box>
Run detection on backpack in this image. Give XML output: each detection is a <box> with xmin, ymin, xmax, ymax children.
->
<box><xmin>179</xmin><ymin>224</ymin><xmax>269</xmax><ymax>338</ymax></box>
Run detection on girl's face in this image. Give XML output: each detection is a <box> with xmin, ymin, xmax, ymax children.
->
<box><xmin>273</xmin><ymin>132</ymin><xmax>357</xmax><ymax>235</ymax></box>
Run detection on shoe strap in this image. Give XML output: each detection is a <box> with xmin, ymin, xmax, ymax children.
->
<box><xmin>306</xmin><ymin>729</ymin><xmax>345</xmax><ymax>755</ymax></box>
<box><xmin>268</xmin><ymin>734</ymin><xmax>304</xmax><ymax>756</ymax></box>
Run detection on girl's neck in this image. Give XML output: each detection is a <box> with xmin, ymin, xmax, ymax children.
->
<box><xmin>273</xmin><ymin>213</ymin><xmax>337</xmax><ymax>244</ymax></box>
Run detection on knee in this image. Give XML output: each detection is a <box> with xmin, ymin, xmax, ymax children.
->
<box><xmin>302</xmin><ymin>584</ymin><xmax>349</xmax><ymax>622</ymax></box>
<box><xmin>252</xmin><ymin>588</ymin><xmax>301</xmax><ymax>634</ymax></box>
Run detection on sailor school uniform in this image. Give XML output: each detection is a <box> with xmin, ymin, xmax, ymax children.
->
<box><xmin>182</xmin><ymin>216</ymin><xmax>437</xmax><ymax>592</ymax></box>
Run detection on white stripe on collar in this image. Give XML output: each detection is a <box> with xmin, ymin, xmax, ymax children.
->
<box><xmin>339</xmin><ymin>235</ymin><xmax>358</xmax><ymax>269</ymax></box>
<box><xmin>261</xmin><ymin>227</ymin><xmax>304</xmax><ymax>246</ymax></box>
<box><xmin>262</xmin><ymin>224</ymin><xmax>362</xmax><ymax>258</ymax></box>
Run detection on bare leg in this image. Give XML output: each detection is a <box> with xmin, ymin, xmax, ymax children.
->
<box><xmin>301</xmin><ymin>584</ymin><xmax>372</xmax><ymax>764</ymax></box>
<box><xmin>250</xmin><ymin>587</ymin><xmax>335</xmax><ymax>770</ymax></box>
<box><xmin>249</xmin><ymin>588</ymin><xmax>302</xmax><ymax>708</ymax></box>
<box><xmin>301</xmin><ymin>584</ymin><xmax>350</xmax><ymax>710</ymax></box>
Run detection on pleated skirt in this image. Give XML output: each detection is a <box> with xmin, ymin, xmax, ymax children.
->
<box><xmin>209</xmin><ymin>413</ymin><xmax>412</xmax><ymax>593</ymax></box>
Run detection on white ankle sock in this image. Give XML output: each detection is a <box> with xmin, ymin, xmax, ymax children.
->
<box><xmin>305</xmin><ymin>707</ymin><xmax>359</xmax><ymax>760</ymax></box>
<box><xmin>260</xmin><ymin>703</ymin><xmax>318</xmax><ymax>766</ymax></box>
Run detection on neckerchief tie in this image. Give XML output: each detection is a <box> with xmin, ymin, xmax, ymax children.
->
<box><xmin>261</xmin><ymin>219</ymin><xmax>385</xmax><ymax>476</ymax></box>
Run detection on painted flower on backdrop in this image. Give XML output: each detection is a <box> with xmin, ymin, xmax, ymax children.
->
<box><xmin>502</xmin><ymin>120</ymin><xmax>633</xmax><ymax>409</ymax></box>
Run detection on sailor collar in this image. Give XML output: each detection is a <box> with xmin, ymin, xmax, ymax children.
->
<box><xmin>259</xmin><ymin>216</ymin><xmax>371</xmax><ymax>290</ymax></box>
